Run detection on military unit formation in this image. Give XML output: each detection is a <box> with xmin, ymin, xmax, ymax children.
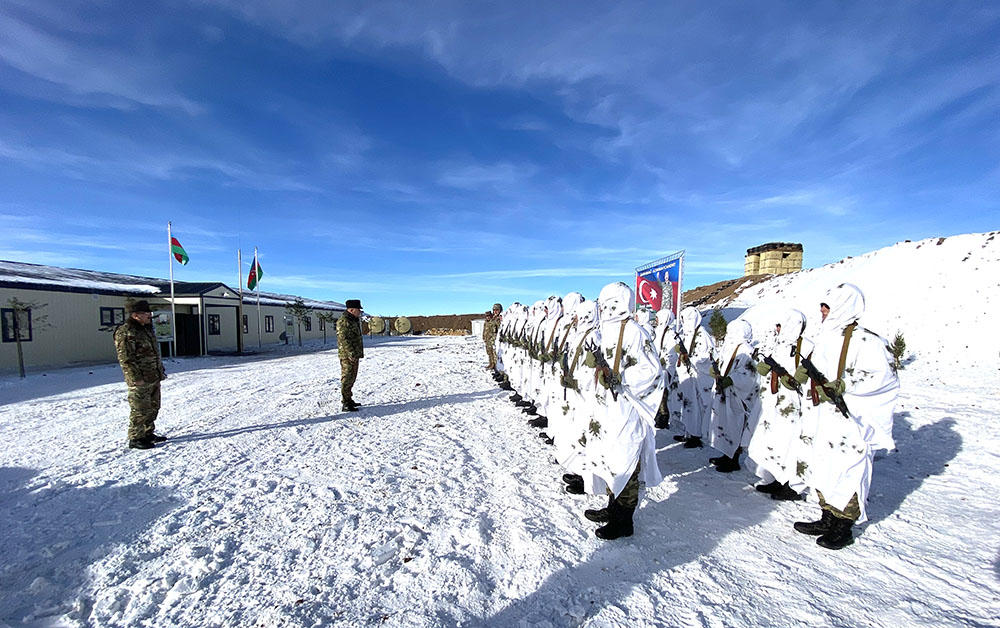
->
<box><xmin>480</xmin><ymin>280</ymin><xmax>899</xmax><ymax>549</ymax></box>
<box><xmin>114</xmin><ymin>279</ymin><xmax>898</xmax><ymax>552</ymax></box>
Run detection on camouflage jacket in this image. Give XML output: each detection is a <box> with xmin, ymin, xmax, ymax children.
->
<box><xmin>113</xmin><ymin>318</ymin><xmax>165</xmax><ymax>386</ymax></box>
<box><xmin>483</xmin><ymin>315</ymin><xmax>501</xmax><ymax>344</ymax></box>
<box><xmin>337</xmin><ymin>312</ymin><xmax>364</xmax><ymax>360</ymax></box>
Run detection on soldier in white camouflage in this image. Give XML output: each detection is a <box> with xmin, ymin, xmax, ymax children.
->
<box><xmin>336</xmin><ymin>299</ymin><xmax>365</xmax><ymax>412</ymax></box>
<box><xmin>113</xmin><ymin>300</ymin><xmax>167</xmax><ymax>449</ymax></box>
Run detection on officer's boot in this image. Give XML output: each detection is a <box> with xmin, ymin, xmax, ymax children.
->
<box><xmin>562</xmin><ymin>473</ymin><xmax>583</xmax><ymax>485</ymax></box>
<box><xmin>595</xmin><ymin>500</ymin><xmax>635</xmax><ymax>540</ymax></box>
<box><xmin>793</xmin><ymin>509</ymin><xmax>835</xmax><ymax>536</ymax></box>
<box><xmin>342</xmin><ymin>398</ymin><xmax>359</xmax><ymax>412</ymax></box>
<box><xmin>816</xmin><ymin>515</ymin><xmax>856</xmax><ymax>550</ymax></box>
<box><xmin>585</xmin><ymin>494</ymin><xmax>614</xmax><ymax>523</ymax></box>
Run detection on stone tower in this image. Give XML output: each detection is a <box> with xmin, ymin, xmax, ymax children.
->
<box><xmin>745</xmin><ymin>242</ymin><xmax>803</xmax><ymax>275</ymax></box>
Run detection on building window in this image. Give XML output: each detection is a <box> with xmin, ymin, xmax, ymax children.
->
<box><xmin>303</xmin><ymin>317</ymin><xmax>312</xmax><ymax>332</ymax></box>
<box><xmin>319</xmin><ymin>318</ymin><xmax>326</xmax><ymax>331</ymax></box>
<box><xmin>208</xmin><ymin>314</ymin><xmax>221</xmax><ymax>335</ymax></box>
<box><xmin>242</xmin><ymin>314</ymin><xmax>249</xmax><ymax>334</ymax></box>
<box><xmin>265</xmin><ymin>315</ymin><xmax>274</xmax><ymax>333</ymax></box>
<box><xmin>100</xmin><ymin>307</ymin><xmax>125</xmax><ymax>326</ymax></box>
<box><xmin>1</xmin><ymin>308</ymin><xmax>32</xmax><ymax>343</ymax></box>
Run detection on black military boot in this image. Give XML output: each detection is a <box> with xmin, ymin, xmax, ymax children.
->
<box><xmin>770</xmin><ymin>483</ymin><xmax>802</xmax><ymax>501</ymax></box>
<box><xmin>515</xmin><ymin>399</ymin><xmax>533</xmax><ymax>408</ymax></box>
<box><xmin>673</xmin><ymin>434</ymin><xmax>687</xmax><ymax>442</ymax></box>
<box><xmin>128</xmin><ymin>438</ymin><xmax>155</xmax><ymax>450</ymax></box>
<box><xmin>562</xmin><ymin>473</ymin><xmax>583</xmax><ymax>484</ymax></box>
<box><xmin>150</xmin><ymin>434</ymin><xmax>167</xmax><ymax>443</ymax></box>
<box><xmin>683</xmin><ymin>436</ymin><xmax>703</xmax><ymax>448</ymax></box>
<box><xmin>499</xmin><ymin>381</ymin><xmax>513</xmax><ymax>391</ymax></box>
<box><xmin>585</xmin><ymin>495</ymin><xmax>614</xmax><ymax>523</ymax></box>
<box><xmin>564</xmin><ymin>477</ymin><xmax>585</xmax><ymax>494</ymax></box>
<box><xmin>653</xmin><ymin>411</ymin><xmax>669</xmax><ymax>430</ymax></box>
<box><xmin>510</xmin><ymin>393</ymin><xmax>523</xmax><ymax>403</ymax></box>
<box><xmin>714</xmin><ymin>448</ymin><xmax>742</xmax><ymax>473</ymax></box>
<box><xmin>595</xmin><ymin>501</ymin><xmax>635</xmax><ymax>540</ymax></box>
<box><xmin>794</xmin><ymin>509</ymin><xmax>835</xmax><ymax>536</ymax></box>
<box><xmin>755</xmin><ymin>480</ymin><xmax>782</xmax><ymax>494</ymax></box>
<box><xmin>342</xmin><ymin>402</ymin><xmax>359</xmax><ymax>412</ymax></box>
<box><xmin>528</xmin><ymin>416</ymin><xmax>548</xmax><ymax>428</ymax></box>
<box><xmin>708</xmin><ymin>454</ymin><xmax>727</xmax><ymax>466</ymax></box>
<box><xmin>522</xmin><ymin>405</ymin><xmax>538</xmax><ymax>416</ymax></box>
<box><xmin>816</xmin><ymin>515</ymin><xmax>856</xmax><ymax>550</ymax></box>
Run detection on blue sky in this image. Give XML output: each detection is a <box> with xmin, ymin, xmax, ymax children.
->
<box><xmin>1</xmin><ymin>1</ymin><xmax>997</xmax><ymax>316</ymax></box>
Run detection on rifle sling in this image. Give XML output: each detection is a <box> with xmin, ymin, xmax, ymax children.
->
<box><xmin>723</xmin><ymin>345</ymin><xmax>740</xmax><ymax>377</ymax></box>
<box><xmin>837</xmin><ymin>323</ymin><xmax>856</xmax><ymax>380</ymax></box>
<box><xmin>545</xmin><ymin>315</ymin><xmax>564</xmax><ymax>353</ymax></box>
<box><xmin>611</xmin><ymin>319</ymin><xmax>627</xmax><ymax>378</ymax></box>
<box><xmin>569</xmin><ymin>328</ymin><xmax>595</xmax><ymax>373</ymax></box>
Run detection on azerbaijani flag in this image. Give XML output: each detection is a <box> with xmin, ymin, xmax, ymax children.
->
<box><xmin>171</xmin><ymin>236</ymin><xmax>189</xmax><ymax>265</ymax></box>
<box><xmin>247</xmin><ymin>254</ymin><xmax>263</xmax><ymax>290</ymax></box>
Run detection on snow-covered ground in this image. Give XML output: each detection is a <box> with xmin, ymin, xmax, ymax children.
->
<box><xmin>2</xmin><ymin>232</ymin><xmax>999</xmax><ymax>627</ymax></box>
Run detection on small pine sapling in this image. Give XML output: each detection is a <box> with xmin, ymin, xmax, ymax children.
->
<box><xmin>889</xmin><ymin>331</ymin><xmax>906</xmax><ymax>371</ymax></box>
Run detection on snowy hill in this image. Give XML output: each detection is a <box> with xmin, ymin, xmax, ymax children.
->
<box><xmin>697</xmin><ymin>231</ymin><xmax>1000</xmax><ymax>373</ymax></box>
<box><xmin>1</xmin><ymin>234</ymin><xmax>999</xmax><ymax>627</ymax></box>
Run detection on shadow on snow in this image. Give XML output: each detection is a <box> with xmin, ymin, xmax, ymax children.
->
<box><xmin>0</xmin><ymin>466</ymin><xmax>179</xmax><ymax>625</ymax></box>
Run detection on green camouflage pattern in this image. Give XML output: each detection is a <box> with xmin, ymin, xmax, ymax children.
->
<box><xmin>127</xmin><ymin>383</ymin><xmax>161</xmax><ymax>440</ymax></box>
<box><xmin>114</xmin><ymin>317</ymin><xmax>165</xmax><ymax>441</ymax></box>
<box><xmin>609</xmin><ymin>465</ymin><xmax>641</xmax><ymax>509</ymax></box>
<box><xmin>113</xmin><ymin>318</ymin><xmax>165</xmax><ymax>386</ymax></box>
<box><xmin>340</xmin><ymin>357</ymin><xmax>359</xmax><ymax>403</ymax></box>
<box><xmin>818</xmin><ymin>490</ymin><xmax>861</xmax><ymax>522</ymax></box>
<box><xmin>336</xmin><ymin>312</ymin><xmax>365</xmax><ymax>360</ymax></box>
<box><xmin>483</xmin><ymin>315</ymin><xmax>501</xmax><ymax>368</ymax></box>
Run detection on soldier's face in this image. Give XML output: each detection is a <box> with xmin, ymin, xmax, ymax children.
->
<box><xmin>348</xmin><ymin>307</ymin><xmax>362</xmax><ymax>317</ymax></box>
<box><xmin>133</xmin><ymin>312</ymin><xmax>152</xmax><ymax>325</ymax></box>
<box><xmin>820</xmin><ymin>304</ymin><xmax>830</xmax><ymax>321</ymax></box>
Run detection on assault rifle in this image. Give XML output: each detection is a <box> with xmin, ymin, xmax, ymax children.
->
<box><xmin>591</xmin><ymin>349</ymin><xmax>621</xmax><ymax>402</ymax></box>
<box><xmin>675</xmin><ymin>332</ymin><xmax>694</xmax><ymax>375</ymax></box>
<box><xmin>710</xmin><ymin>357</ymin><xmax>727</xmax><ymax>403</ymax></box>
<box><xmin>763</xmin><ymin>355</ymin><xmax>800</xmax><ymax>394</ymax></box>
<box><xmin>800</xmin><ymin>357</ymin><xmax>850</xmax><ymax>418</ymax></box>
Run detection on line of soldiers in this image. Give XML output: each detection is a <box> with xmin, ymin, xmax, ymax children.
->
<box><xmin>486</xmin><ymin>281</ymin><xmax>899</xmax><ymax>550</ymax></box>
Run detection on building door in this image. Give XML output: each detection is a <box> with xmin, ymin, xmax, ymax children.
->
<box><xmin>175</xmin><ymin>313</ymin><xmax>201</xmax><ymax>356</ymax></box>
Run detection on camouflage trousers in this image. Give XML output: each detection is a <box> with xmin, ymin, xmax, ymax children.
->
<box><xmin>340</xmin><ymin>357</ymin><xmax>359</xmax><ymax>403</ymax></box>
<box><xmin>608</xmin><ymin>464</ymin><xmax>641</xmax><ymax>510</ymax></box>
<box><xmin>127</xmin><ymin>382</ymin><xmax>161</xmax><ymax>441</ymax></box>
<box><xmin>817</xmin><ymin>490</ymin><xmax>861</xmax><ymax>522</ymax></box>
<box><xmin>485</xmin><ymin>344</ymin><xmax>497</xmax><ymax>369</ymax></box>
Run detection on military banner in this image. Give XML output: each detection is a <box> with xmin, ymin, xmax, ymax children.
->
<box><xmin>635</xmin><ymin>250</ymin><xmax>684</xmax><ymax>317</ymax></box>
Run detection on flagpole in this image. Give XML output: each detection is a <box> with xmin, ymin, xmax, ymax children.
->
<box><xmin>237</xmin><ymin>248</ymin><xmax>245</xmax><ymax>354</ymax></box>
<box><xmin>167</xmin><ymin>221</ymin><xmax>177</xmax><ymax>358</ymax></box>
<box><xmin>255</xmin><ymin>247</ymin><xmax>262</xmax><ymax>349</ymax></box>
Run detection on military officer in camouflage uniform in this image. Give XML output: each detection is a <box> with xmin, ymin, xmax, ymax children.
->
<box><xmin>482</xmin><ymin>302</ymin><xmax>502</xmax><ymax>371</ymax></box>
<box><xmin>336</xmin><ymin>299</ymin><xmax>365</xmax><ymax>412</ymax></box>
<box><xmin>114</xmin><ymin>300</ymin><xmax>167</xmax><ymax>449</ymax></box>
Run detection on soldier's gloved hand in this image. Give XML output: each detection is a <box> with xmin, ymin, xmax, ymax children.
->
<box><xmin>817</xmin><ymin>379</ymin><xmax>846</xmax><ymax>402</ymax></box>
<box><xmin>755</xmin><ymin>362</ymin><xmax>771</xmax><ymax>376</ymax></box>
<box><xmin>793</xmin><ymin>365</ymin><xmax>809</xmax><ymax>385</ymax></box>
<box><xmin>717</xmin><ymin>375</ymin><xmax>733</xmax><ymax>391</ymax></box>
<box><xmin>596</xmin><ymin>365</ymin><xmax>613</xmax><ymax>389</ymax></box>
<box><xmin>584</xmin><ymin>351</ymin><xmax>598</xmax><ymax>368</ymax></box>
<box><xmin>779</xmin><ymin>374</ymin><xmax>799</xmax><ymax>391</ymax></box>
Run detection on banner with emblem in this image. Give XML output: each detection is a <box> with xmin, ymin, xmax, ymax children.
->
<box><xmin>635</xmin><ymin>250</ymin><xmax>684</xmax><ymax>317</ymax></box>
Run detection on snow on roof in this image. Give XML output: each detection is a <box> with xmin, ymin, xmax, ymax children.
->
<box><xmin>0</xmin><ymin>260</ymin><xmax>344</xmax><ymax>311</ymax></box>
<box><xmin>0</xmin><ymin>260</ymin><xmax>167</xmax><ymax>295</ymax></box>
<box><xmin>247</xmin><ymin>291</ymin><xmax>345</xmax><ymax>311</ymax></box>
